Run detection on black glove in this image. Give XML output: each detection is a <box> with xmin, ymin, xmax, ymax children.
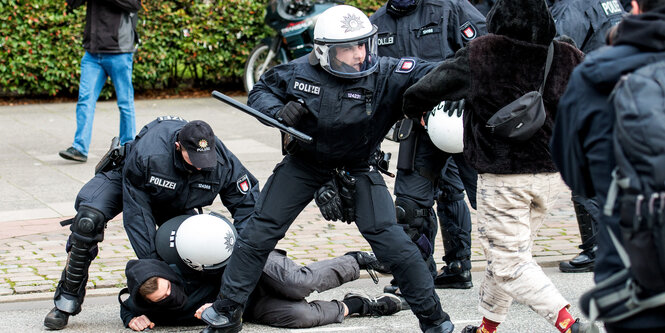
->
<box><xmin>444</xmin><ymin>99</ymin><xmax>465</xmax><ymax>117</ymax></box>
<box><xmin>277</xmin><ymin>101</ymin><xmax>309</xmax><ymax>127</ymax></box>
<box><xmin>314</xmin><ymin>180</ymin><xmax>343</xmax><ymax>222</ymax></box>
<box><xmin>336</xmin><ymin>170</ymin><xmax>356</xmax><ymax>223</ymax></box>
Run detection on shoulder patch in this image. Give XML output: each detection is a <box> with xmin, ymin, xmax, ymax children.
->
<box><xmin>459</xmin><ymin>21</ymin><xmax>477</xmax><ymax>41</ymax></box>
<box><xmin>236</xmin><ymin>174</ymin><xmax>251</xmax><ymax>194</ymax></box>
<box><xmin>395</xmin><ymin>58</ymin><xmax>416</xmax><ymax>74</ymax></box>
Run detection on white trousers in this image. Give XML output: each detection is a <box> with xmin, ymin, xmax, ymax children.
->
<box><xmin>476</xmin><ymin>173</ymin><xmax>569</xmax><ymax>324</ymax></box>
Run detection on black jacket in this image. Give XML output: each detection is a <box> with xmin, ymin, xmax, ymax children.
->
<box><xmin>550</xmin><ymin>0</ymin><xmax>625</xmax><ymax>54</ymax></box>
<box><xmin>248</xmin><ymin>56</ymin><xmax>435</xmax><ymax>167</ymax></box>
<box><xmin>403</xmin><ymin>0</ymin><xmax>584</xmax><ymax>174</ymax></box>
<box><xmin>551</xmin><ymin>8</ymin><xmax>665</xmax><ymax>328</ymax></box>
<box><xmin>370</xmin><ymin>0</ymin><xmax>487</xmax><ymax>61</ymax></box>
<box><xmin>119</xmin><ymin>259</ymin><xmax>220</xmax><ymax>327</ymax></box>
<box><xmin>122</xmin><ymin>117</ymin><xmax>260</xmax><ymax>259</ymax></box>
<box><xmin>67</xmin><ymin>0</ymin><xmax>140</xmax><ymax>53</ymax></box>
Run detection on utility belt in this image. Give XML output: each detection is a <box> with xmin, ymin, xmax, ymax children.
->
<box><xmin>94</xmin><ymin>137</ymin><xmax>126</xmax><ymax>174</ymax></box>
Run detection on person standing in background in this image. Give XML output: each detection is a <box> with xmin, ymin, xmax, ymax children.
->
<box><xmin>59</xmin><ymin>0</ymin><xmax>141</xmax><ymax>163</ymax></box>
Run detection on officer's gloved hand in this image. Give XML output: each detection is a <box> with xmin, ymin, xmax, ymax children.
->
<box><xmin>444</xmin><ymin>99</ymin><xmax>465</xmax><ymax>118</ymax></box>
<box><xmin>314</xmin><ymin>180</ymin><xmax>343</xmax><ymax>222</ymax></box>
<box><xmin>336</xmin><ymin>170</ymin><xmax>356</xmax><ymax>224</ymax></box>
<box><xmin>277</xmin><ymin>101</ymin><xmax>309</xmax><ymax>127</ymax></box>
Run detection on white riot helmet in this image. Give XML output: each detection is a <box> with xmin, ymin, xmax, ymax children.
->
<box><xmin>156</xmin><ymin>213</ymin><xmax>237</xmax><ymax>272</ymax></box>
<box><xmin>427</xmin><ymin>100</ymin><xmax>465</xmax><ymax>154</ymax></box>
<box><xmin>308</xmin><ymin>5</ymin><xmax>379</xmax><ymax>78</ymax></box>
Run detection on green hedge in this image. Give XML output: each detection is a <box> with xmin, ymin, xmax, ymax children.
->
<box><xmin>0</xmin><ymin>0</ymin><xmax>382</xmax><ymax>99</ymax></box>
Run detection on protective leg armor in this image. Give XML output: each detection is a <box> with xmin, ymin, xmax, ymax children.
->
<box><xmin>395</xmin><ymin>197</ymin><xmax>436</xmax><ymax>259</ymax></box>
<box><xmin>560</xmin><ymin>197</ymin><xmax>598</xmax><ymax>273</ymax></box>
<box><xmin>54</xmin><ymin>206</ymin><xmax>107</xmax><ymax>314</ymax></box>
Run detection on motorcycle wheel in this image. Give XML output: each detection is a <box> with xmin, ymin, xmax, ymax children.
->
<box><xmin>243</xmin><ymin>42</ymin><xmax>289</xmax><ymax>93</ymax></box>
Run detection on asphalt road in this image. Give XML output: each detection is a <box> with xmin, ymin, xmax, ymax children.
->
<box><xmin>0</xmin><ymin>269</ymin><xmax>604</xmax><ymax>333</ymax></box>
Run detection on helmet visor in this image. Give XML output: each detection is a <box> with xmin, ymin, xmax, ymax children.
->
<box><xmin>325</xmin><ymin>35</ymin><xmax>378</xmax><ymax>78</ymax></box>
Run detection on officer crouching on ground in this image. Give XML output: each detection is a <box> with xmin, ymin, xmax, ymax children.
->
<box><xmin>121</xmin><ymin>214</ymin><xmax>401</xmax><ymax>331</ymax></box>
<box><xmin>197</xmin><ymin>5</ymin><xmax>454</xmax><ymax>333</ymax></box>
<box><xmin>44</xmin><ymin>117</ymin><xmax>259</xmax><ymax>330</ymax></box>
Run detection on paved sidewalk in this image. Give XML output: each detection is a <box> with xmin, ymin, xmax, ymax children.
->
<box><xmin>0</xmin><ymin>96</ymin><xmax>581</xmax><ymax>302</ymax></box>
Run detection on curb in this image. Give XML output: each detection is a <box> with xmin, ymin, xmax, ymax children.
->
<box><xmin>0</xmin><ymin>255</ymin><xmax>572</xmax><ymax>305</ymax></box>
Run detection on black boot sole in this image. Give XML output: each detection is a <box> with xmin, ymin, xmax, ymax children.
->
<box><xmin>44</xmin><ymin>318</ymin><xmax>68</xmax><ymax>330</ymax></box>
<box><xmin>434</xmin><ymin>281</ymin><xmax>473</xmax><ymax>289</ymax></box>
<box><xmin>201</xmin><ymin>321</ymin><xmax>242</xmax><ymax>333</ymax></box>
<box><xmin>559</xmin><ymin>263</ymin><xmax>594</xmax><ymax>273</ymax></box>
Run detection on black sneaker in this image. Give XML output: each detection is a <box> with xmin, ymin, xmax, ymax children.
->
<box><xmin>59</xmin><ymin>147</ymin><xmax>87</xmax><ymax>162</ymax></box>
<box><xmin>44</xmin><ymin>307</ymin><xmax>70</xmax><ymax>330</ymax></box>
<box><xmin>343</xmin><ymin>292</ymin><xmax>402</xmax><ymax>317</ymax></box>
<box><xmin>460</xmin><ymin>325</ymin><xmax>479</xmax><ymax>333</ymax></box>
<box><xmin>559</xmin><ymin>250</ymin><xmax>595</xmax><ymax>273</ymax></box>
<box><xmin>434</xmin><ymin>261</ymin><xmax>473</xmax><ymax>289</ymax></box>
<box><xmin>200</xmin><ymin>300</ymin><xmax>243</xmax><ymax>333</ymax></box>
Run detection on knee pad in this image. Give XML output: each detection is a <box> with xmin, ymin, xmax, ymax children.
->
<box><xmin>71</xmin><ymin>206</ymin><xmax>107</xmax><ymax>244</ymax></box>
<box><xmin>437</xmin><ymin>184</ymin><xmax>465</xmax><ymax>203</ymax></box>
<box><xmin>395</xmin><ymin>197</ymin><xmax>431</xmax><ymax>230</ymax></box>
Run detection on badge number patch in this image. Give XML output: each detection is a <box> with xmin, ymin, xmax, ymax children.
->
<box><xmin>396</xmin><ymin>58</ymin><xmax>416</xmax><ymax>73</ymax></box>
<box><xmin>236</xmin><ymin>174</ymin><xmax>251</xmax><ymax>194</ymax></box>
<box><xmin>459</xmin><ymin>21</ymin><xmax>477</xmax><ymax>41</ymax></box>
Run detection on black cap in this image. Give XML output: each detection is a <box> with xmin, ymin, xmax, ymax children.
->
<box><xmin>179</xmin><ymin>120</ymin><xmax>217</xmax><ymax>169</ymax></box>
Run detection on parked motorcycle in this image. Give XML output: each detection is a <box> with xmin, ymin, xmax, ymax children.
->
<box><xmin>242</xmin><ymin>0</ymin><xmax>341</xmax><ymax>92</ymax></box>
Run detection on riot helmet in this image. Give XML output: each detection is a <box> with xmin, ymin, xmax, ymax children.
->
<box><xmin>309</xmin><ymin>5</ymin><xmax>379</xmax><ymax>78</ymax></box>
<box><xmin>427</xmin><ymin>101</ymin><xmax>465</xmax><ymax>154</ymax></box>
<box><xmin>155</xmin><ymin>213</ymin><xmax>237</xmax><ymax>273</ymax></box>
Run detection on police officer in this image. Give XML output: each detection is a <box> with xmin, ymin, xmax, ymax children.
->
<box><xmin>43</xmin><ymin>117</ymin><xmax>259</xmax><ymax>330</ymax></box>
<box><xmin>121</xmin><ymin>118</ymin><xmax>259</xmax><ymax>259</ymax></box>
<box><xmin>198</xmin><ymin>5</ymin><xmax>454</xmax><ymax>333</ymax></box>
<box><xmin>549</xmin><ymin>0</ymin><xmax>625</xmax><ymax>54</ymax></box>
<box><xmin>548</xmin><ymin>0</ymin><xmax>626</xmax><ymax>274</ymax></box>
<box><xmin>370</xmin><ymin>0</ymin><xmax>485</xmax><ymax>290</ymax></box>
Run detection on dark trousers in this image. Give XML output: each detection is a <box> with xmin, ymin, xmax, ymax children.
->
<box><xmin>245</xmin><ymin>251</ymin><xmax>358</xmax><ymax>328</ymax></box>
<box><xmin>221</xmin><ymin>155</ymin><xmax>442</xmax><ymax>315</ymax></box>
<box><xmin>394</xmin><ymin>129</ymin><xmax>477</xmax><ymax>272</ymax></box>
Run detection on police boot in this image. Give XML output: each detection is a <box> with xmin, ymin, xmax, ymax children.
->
<box><xmin>566</xmin><ymin>319</ymin><xmax>599</xmax><ymax>333</ymax></box>
<box><xmin>382</xmin><ymin>279</ymin><xmax>410</xmax><ymax>310</ymax></box>
<box><xmin>560</xmin><ymin>199</ymin><xmax>597</xmax><ymax>273</ymax></box>
<box><xmin>200</xmin><ymin>299</ymin><xmax>243</xmax><ymax>333</ymax></box>
<box><xmin>434</xmin><ymin>260</ymin><xmax>472</xmax><ymax>289</ymax></box>
<box><xmin>44</xmin><ymin>307</ymin><xmax>69</xmax><ymax>330</ymax></box>
<box><xmin>423</xmin><ymin>321</ymin><xmax>454</xmax><ymax>333</ymax></box>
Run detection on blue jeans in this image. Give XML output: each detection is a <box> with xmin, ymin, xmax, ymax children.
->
<box><xmin>72</xmin><ymin>52</ymin><xmax>136</xmax><ymax>155</ymax></box>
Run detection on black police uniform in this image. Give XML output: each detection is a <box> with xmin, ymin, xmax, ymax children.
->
<box><xmin>47</xmin><ymin>117</ymin><xmax>259</xmax><ymax>325</ymax></box>
<box><xmin>122</xmin><ymin>117</ymin><xmax>259</xmax><ymax>259</ymax></box>
<box><xmin>549</xmin><ymin>0</ymin><xmax>625</xmax><ymax>54</ymax></box>
<box><xmin>217</xmin><ymin>55</ymin><xmax>450</xmax><ymax>330</ymax></box>
<box><xmin>370</xmin><ymin>0</ymin><xmax>485</xmax><ymax>279</ymax></box>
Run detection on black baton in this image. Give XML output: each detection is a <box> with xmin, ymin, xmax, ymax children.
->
<box><xmin>212</xmin><ymin>90</ymin><xmax>313</xmax><ymax>144</ymax></box>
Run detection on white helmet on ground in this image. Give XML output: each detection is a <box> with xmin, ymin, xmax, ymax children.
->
<box><xmin>308</xmin><ymin>5</ymin><xmax>378</xmax><ymax>78</ymax></box>
<box><xmin>427</xmin><ymin>100</ymin><xmax>465</xmax><ymax>154</ymax></box>
<box><xmin>156</xmin><ymin>213</ymin><xmax>237</xmax><ymax>272</ymax></box>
